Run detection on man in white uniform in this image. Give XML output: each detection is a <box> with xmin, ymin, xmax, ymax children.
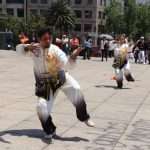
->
<box><xmin>112</xmin><ymin>35</ymin><xmax>135</xmax><ymax>88</ymax></box>
<box><xmin>22</xmin><ymin>28</ymin><xmax>95</xmax><ymax>140</ymax></box>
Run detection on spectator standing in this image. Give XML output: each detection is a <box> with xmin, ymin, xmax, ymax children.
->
<box><xmin>101</xmin><ymin>38</ymin><xmax>109</xmax><ymax>62</ymax></box>
<box><xmin>136</xmin><ymin>37</ymin><xmax>146</xmax><ymax>64</ymax></box>
<box><xmin>62</xmin><ymin>35</ymin><xmax>69</xmax><ymax>55</ymax></box>
<box><xmin>83</xmin><ymin>36</ymin><xmax>93</xmax><ymax>60</ymax></box>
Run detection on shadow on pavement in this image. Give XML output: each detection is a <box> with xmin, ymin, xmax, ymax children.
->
<box><xmin>95</xmin><ymin>85</ymin><xmax>131</xmax><ymax>90</ymax></box>
<box><xmin>53</xmin><ymin>135</ymin><xmax>89</xmax><ymax>142</ymax></box>
<box><xmin>0</xmin><ymin>129</ymin><xmax>89</xmax><ymax>144</ymax></box>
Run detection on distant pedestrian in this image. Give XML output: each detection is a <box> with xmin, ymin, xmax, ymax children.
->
<box><xmin>146</xmin><ymin>38</ymin><xmax>150</xmax><ymax>64</ymax></box>
<box><xmin>31</xmin><ymin>32</ymin><xmax>37</xmax><ymax>43</ymax></box>
<box><xmin>108</xmin><ymin>40</ymin><xmax>115</xmax><ymax>58</ymax></box>
<box><xmin>83</xmin><ymin>36</ymin><xmax>92</xmax><ymax>60</ymax></box>
<box><xmin>135</xmin><ymin>37</ymin><xmax>146</xmax><ymax>64</ymax></box>
<box><xmin>62</xmin><ymin>35</ymin><xmax>69</xmax><ymax>55</ymax></box>
<box><xmin>101</xmin><ymin>38</ymin><xmax>109</xmax><ymax>62</ymax></box>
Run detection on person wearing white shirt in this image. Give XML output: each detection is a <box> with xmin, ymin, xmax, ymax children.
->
<box><xmin>18</xmin><ymin>28</ymin><xmax>95</xmax><ymax>141</ymax></box>
<box><xmin>112</xmin><ymin>35</ymin><xmax>135</xmax><ymax>88</ymax></box>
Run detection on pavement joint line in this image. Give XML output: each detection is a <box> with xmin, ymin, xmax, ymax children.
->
<box><xmin>0</xmin><ymin>114</ymin><xmax>36</xmax><ymax>135</ymax></box>
<box><xmin>0</xmin><ymin>97</ymin><xmax>35</xmax><ymax>109</ymax></box>
<box><xmin>112</xmin><ymin>90</ymin><xmax>150</xmax><ymax>150</ymax></box>
<box><xmin>93</xmin><ymin>116</ymin><xmax>129</xmax><ymax>123</ymax></box>
<box><xmin>90</xmin><ymin>92</ymin><xmax>117</xmax><ymax>114</ymax></box>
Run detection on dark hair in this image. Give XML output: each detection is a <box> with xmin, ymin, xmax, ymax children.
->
<box><xmin>37</xmin><ymin>28</ymin><xmax>52</xmax><ymax>39</ymax></box>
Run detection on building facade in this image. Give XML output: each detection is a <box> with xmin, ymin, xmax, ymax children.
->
<box><xmin>70</xmin><ymin>0</ymin><xmax>108</xmax><ymax>44</ymax></box>
<box><xmin>0</xmin><ymin>0</ymin><xmax>109</xmax><ymax>45</ymax></box>
<box><xmin>0</xmin><ymin>0</ymin><xmax>52</xmax><ymax>17</ymax></box>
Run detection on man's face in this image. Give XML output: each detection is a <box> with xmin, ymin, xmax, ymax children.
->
<box><xmin>39</xmin><ymin>33</ymin><xmax>51</xmax><ymax>48</ymax></box>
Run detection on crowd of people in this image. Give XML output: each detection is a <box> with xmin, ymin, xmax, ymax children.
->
<box><xmin>55</xmin><ymin>34</ymin><xmax>150</xmax><ymax>65</ymax></box>
<box><xmin>18</xmin><ymin>32</ymin><xmax>150</xmax><ymax>65</ymax></box>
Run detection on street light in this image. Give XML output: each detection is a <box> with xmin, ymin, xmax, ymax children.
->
<box><xmin>24</xmin><ymin>0</ymin><xmax>28</xmax><ymax>24</ymax></box>
<box><xmin>24</xmin><ymin>0</ymin><xmax>28</xmax><ymax>33</ymax></box>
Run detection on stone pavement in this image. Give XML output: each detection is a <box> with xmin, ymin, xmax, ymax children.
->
<box><xmin>0</xmin><ymin>50</ymin><xmax>150</xmax><ymax>150</ymax></box>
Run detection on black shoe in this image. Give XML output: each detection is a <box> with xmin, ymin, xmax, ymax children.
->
<box><xmin>117</xmin><ymin>81</ymin><xmax>123</xmax><ymax>89</ymax></box>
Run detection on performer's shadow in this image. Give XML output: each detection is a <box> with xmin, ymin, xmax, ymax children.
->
<box><xmin>0</xmin><ymin>129</ymin><xmax>89</xmax><ymax>144</ymax></box>
<box><xmin>95</xmin><ymin>85</ymin><xmax>131</xmax><ymax>90</ymax></box>
<box><xmin>53</xmin><ymin>135</ymin><xmax>89</xmax><ymax>142</ymax></box>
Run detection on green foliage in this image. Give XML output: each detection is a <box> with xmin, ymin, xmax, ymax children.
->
<box><xmin>46</xmin><ymin>0</ymin><xmax>76</xmax><ymax>33</ymax></box>
<box><xmin>105</xmin><ymin>0</ymin><xmax>125</xmax><ymax>34</ymax></box>
<box><xmin>105</xmin><ymin>0</ymin><xmax>150</xmax><ymax>39</ymax></box>
<box><xmin>27</xmin><ymin>15</ymin><xmax>47</xmax><ymax>34</ymax></box>
<box><xmin>136</xmin><ymin>5</ymin><xmax>150</xmax><ymax>37</ymax></box>
<box><xmin>0</xmin><ymin>15</ymin><xmax>47</xmax><ymax>45</ymax></box>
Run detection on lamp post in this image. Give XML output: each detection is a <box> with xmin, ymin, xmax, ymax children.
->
<box><xmin>24</xmin><ymin>0</ymin><xmax>28</xmax><ymax>32</ymax></box>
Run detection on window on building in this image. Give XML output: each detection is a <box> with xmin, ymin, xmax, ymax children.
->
<box><xmin>68</xmin><ymin>0</ymin><xmax>71</xmax><ymax>4</ymax></box>
<box><xmin>98</xmin><ymin>11</ymin><xmax>102</xmax><ymax>19</ymax></box>
<box><xmin>75</xmin><ymin>24</ymin><xmax>81</xmax><ymax>32</ymax></box>
<box><xmin>40</xmin><ymin>0</ymin><xmax>48</xmax><ymax>4</ymax></box>
<box><xmin>30</xmin><ymin>0</ymin><xmax>38</xmax><ymax>3</ymax></box>
<box><xmin>74</xmin><ymin>10</ymin><xmax>82</xmax><ymax>18</ymax></box>
<box><xmin>94</xmin><ymin>26</ymin><xmax>96</xmax><ymax>32</ymax></box>
<box><xmin>75</xmin><ymin>0</ymin><xmax>82</xmax><ymax>4</ymax></box>
<box><xmin>103</xmin><ymin>12</ymin><xmax>106</xmax><ymax>19</ymax></box>
<box><xmin>84</xmin><ymin>24</ymin><xmax>92</xmax><ymax>32</ymax></box>
<box><xmin>17</xmin><ymin>8</ymin><xmax>24</xmax><ymax>17</ymax></box>
<box><xmin>100</xmin><ymin>0</ymin><xmax>102</xmax><ymax>5</ymax></box>
<box><xmin>7</xmin><ymin>8</ymin><xmax>14</xmax><ymax>16</ymax></box>
<box><xmin>40</xmin><ymin>9</ymin><xmax>48</xmax><ymax>16</ymax></box>
<box><xmin>98</xmin><ymin>24</ymin><xmax>104</xmax><ymax>33</ymax></box>
<box><xmin>87</xmin><ymin>0</ymin><xmax>93</xmax><ymax>5</ymax></box>
<box><xmin>85</xmin><ymin>10</ymin><xmax>92</xmax><ymax>18</ymax></box>
<box><xmin>6</xmin><ymin>0</ymin><xmax>24</xmax><ymax>4</ymax></box>
<box><xmin>104</xmin><ymin>0</ymin><xmax>106</xmax><ymax>6</ymax></box>
<box><xmin>0</xmin><ymin>0</ymin><xmax>2</xmax><ymax>3</ymax></box>
<box><xmin>30</xmin><ymin>9</ymin><xmax>38</xmax><ymax>15</ymax></box>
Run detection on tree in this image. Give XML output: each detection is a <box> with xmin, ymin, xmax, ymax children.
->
<box><xmin>105</xmin><ymin>0</ymin><xmax>125</xmax><ymax>34</ymax></box>
<box><xmin>2</xmin><ymin>15</ymin><xmax>47</xmax><ymax>45</ymax></box>
<box><xmin>27</xmin><ymin>15</ymin><xmax>47</xmax><ymax>33</ymax></box>
<box><xmin>46</xmin><ymin>0</ymin><xmax>76</xmax><ymax>33</ymax></box>
<box><xmin>105</xmin><ymin>0</ymin><xmax>150</xmax><ymax>39</ymax></box>
<box><xmin>0</xmin><ymin>14</ymin><xmax>8</xmax><ymax>31</ymax></box>
<box><xmin>124</xmin><ymin>0</ymin><xmax>137</xmax><ymax>37</ymax></box>
<box><xmin>136</xmin><ymin>4</ymin><xmax>150</xmax><ymax>38</ymax></box>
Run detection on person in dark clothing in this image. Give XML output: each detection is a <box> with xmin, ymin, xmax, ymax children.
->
<box><xmin>134</xmin><ymin>37</ymin><xmax>146</xmax><ymax>64</ymax></box>
<box><xmin>101</xmin><ymin>39</ymin><xmax>109</xmax><ymax>62</ymax></box>
<box><xmin>145</xmin><ymin>38</ymin><xmax>150</xmax><ymax>64</ymax></box>
<box><xmin>83</xmin><ymin>36</ymin><xmax>92</xmax><ymax>60</ymax></box>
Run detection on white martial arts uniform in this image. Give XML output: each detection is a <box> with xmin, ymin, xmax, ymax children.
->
<box><xmin>113</xmin><ymin>43</ymin><xmax>135</xmax><ymax>88</ymax></box>
<box><xmin>19</xmin><ymin>44</ymin><xmax>90</xmax><ymax>135</ymax></box>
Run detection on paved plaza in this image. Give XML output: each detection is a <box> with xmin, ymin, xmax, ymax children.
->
<box><xmin>0</xmin><ymin>50</ymin><xmax>150</xmax><ymax>150</ymax></box>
